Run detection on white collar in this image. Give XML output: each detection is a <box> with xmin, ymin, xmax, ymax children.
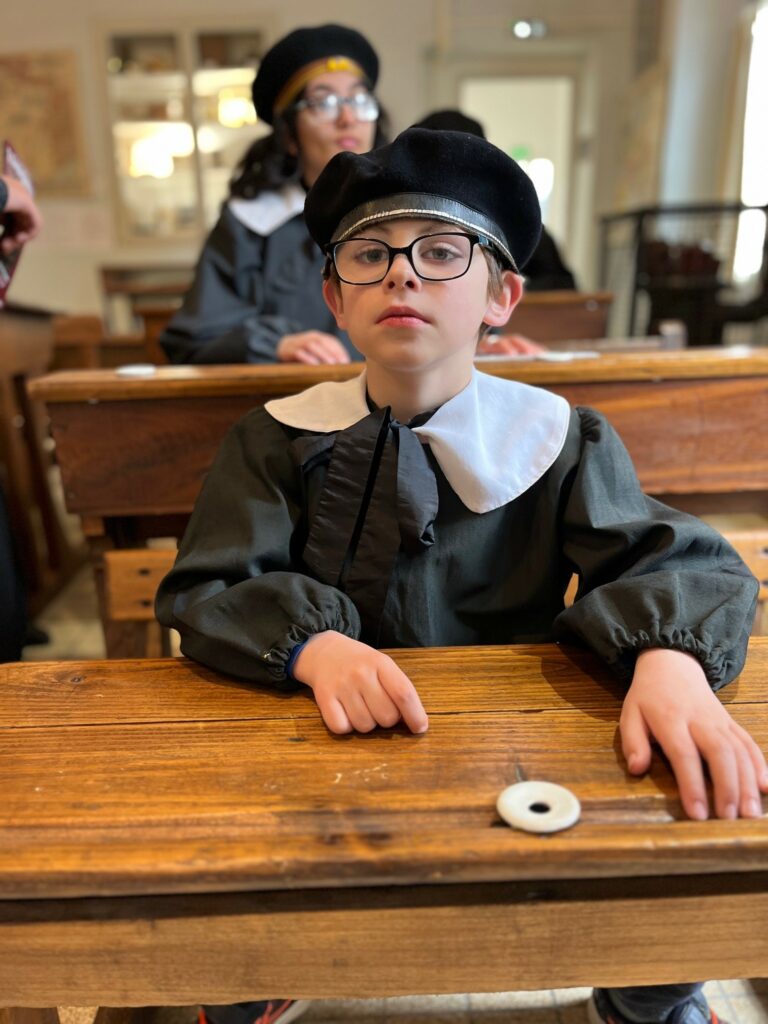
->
<box><xmin>265</xmin><ymin>370</ymin><xmax>570</xmax><ymax>514</ymax></box>
<box><xmin>228</xmin><ymin>184</ymin><xmax>306</xmax><ymax>236</ymax></box>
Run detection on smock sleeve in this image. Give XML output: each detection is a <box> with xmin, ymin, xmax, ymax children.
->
<box><xmin>552</xmin><ymin>408</ymin><xmax>758</xmax><ymax>688</ymax></box>
<box><xmin>155</xmin><ymin>409</ymin><xmax>362</xmax><ymax>685</ymax></box>
<box><xmin>159</xmin><ymin>207</ymin><xmax>308</xmax><ymax>365</ymax></box>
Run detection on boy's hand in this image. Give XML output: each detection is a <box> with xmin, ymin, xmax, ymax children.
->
<box><xmin>277</xmin><ymin>331</ymin><xmax>351</xmax><ymax>365</ymax></box>
<box><xmin>620</xmin><ymin>648</ymin><xmax>768</xmax><ymax>820</ymax></box>
<box><xmin>292</xmin><ymin>631</ymin><xmax>429</xmax><ymax>735</ymax></box>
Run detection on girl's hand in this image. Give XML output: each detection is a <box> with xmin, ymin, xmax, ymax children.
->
<box><xmin>477</xmin><ymin>332</ymin><xmax>545</xmax><ymax>355</ymax></box>
<box><xmin>277</xmin><ymin>331</ymin><xmax>351</xmax><ymax>365</ymax></box>
<box><xmin>621</xmin><ymin>648</ymin><xmax>768</xmax><ymax>820</ymax></box>
<box><xmin>292</xmin><ymin>631</ymin><xmax>429</xmax><ymax>735</ymax></box>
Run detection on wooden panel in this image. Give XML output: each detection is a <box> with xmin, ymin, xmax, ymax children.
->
<box><xmin>1</xmin><ymin>876</ymin><xmax>768</xmax><ymax>1004</ymax></box>
<box><xmin>104</xmin><ymin>549</ymin><xmax>176</xmax><ymax>621</ymax></box>
<box><xmin>504</xmin><ymin>290</ymin><xmax>612</xmax><ymax>342</ymax></box>
<box><xmin>0</xmin><ymin>642</ymin><xmax>766</xmax><ymax>900</ymax></box>
<box><xmin>43</xmin><ymin>373</ymin><xmax>768</xmax><ymax>517</ymax></box>
<box><xmin>552</xmin><ymin>376</ymin><xmax>768</xmax><ymax>495</ymax></box>
<box><xmin>51</xmin><ymin>396</ymin><xmax>257</xmax><ymax>517</ymax></box>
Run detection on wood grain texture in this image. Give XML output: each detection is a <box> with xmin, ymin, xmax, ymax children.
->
<box><xmin>104</xmin><ymin>549</ymin><xmax>176</xmax><ymax>621</ymax></box>
<box><xmin>30</xmin><ymin>351</ymin><xmax>768</xmax><ymax>517</ymax></box>
<box><xmin>3</xmin><ymin>643</ymin><xmax>768</xmax><ymax>1005</ymax></box>
<box><xmin>2</xmin><ymin>877</ymin><xmax>768</xmax><ymax>1004</ymax></box>
<box><xmin>28</xmin><ymin>347</ymin><xmax>768</xmax><ymax>402</ymax></box>
<box><xmin>1</xmin><ymin>642</ymin><xmax>767</xmax><ymax>900</ymax></box>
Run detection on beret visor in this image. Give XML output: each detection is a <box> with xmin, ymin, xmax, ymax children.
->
<box><xmin>332</xmin><ymin>192</ymin><xmax>517</xmax><ymax>271</ymax></box>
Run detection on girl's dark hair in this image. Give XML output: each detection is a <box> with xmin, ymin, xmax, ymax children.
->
<box><xmin>229</xmin><ymin>100</ymin><xmax>391</xmax><ymax>199</ymax></box>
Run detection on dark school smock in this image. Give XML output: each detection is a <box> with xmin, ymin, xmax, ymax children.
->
<box><xmin>156</xmin><ymin>370</ymin><xmax>758</xmax><ymax>688</ymax></box>
<box><xmin>159</xmin><ymin>184</ymin><xmax>361</xmax><ymax>365</ymax></box>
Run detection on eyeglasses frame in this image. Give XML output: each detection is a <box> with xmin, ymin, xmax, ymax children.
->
<box><xmin>326</xmin><ymin>231</ymin><xmax>494</xmax><ymax>285</ymax></box>
<box><xmin>291</xmin><ymin>92</ymin><xmax>380</xmax><ymax>123</ymax></box>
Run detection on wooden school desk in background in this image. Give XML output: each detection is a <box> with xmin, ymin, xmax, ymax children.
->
<box><xmin>28</xmin><ymin>347</ymin><xmax>768</xmax><ymax>657</ymax></box>
<box><xmin>1</xmin><ymin>639</ymin><xmax>767</xmax><ymax>1015</ymax></box>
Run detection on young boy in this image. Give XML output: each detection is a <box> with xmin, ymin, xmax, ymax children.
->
<box><xmin>157</xmin><ymin>128</ymin><xmax>766</xmax><ymax>1024</ymax></box>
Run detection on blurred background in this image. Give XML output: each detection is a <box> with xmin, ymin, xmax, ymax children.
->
<box><xmin>2</xmin><ymin>0</ymin><xmax>766</xmax><ymax>345</ymax></box>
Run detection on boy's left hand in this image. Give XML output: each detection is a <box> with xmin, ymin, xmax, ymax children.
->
<box><xmin>620</xmin><ymin>648</ymin><xmax>768</xmax><ymax>820</ymax></box>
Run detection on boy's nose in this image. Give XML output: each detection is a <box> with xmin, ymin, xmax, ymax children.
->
<box><xmin>385</xmin><ymin>253</ymin><xmax>420</xmax><ymax>289</ymax></box>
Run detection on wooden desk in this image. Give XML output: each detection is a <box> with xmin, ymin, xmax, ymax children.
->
<box><xmin>503</xmin><ymin>289</ymin><xmax>613</xmax><ymax>342</ymax></box>
<box><xmin>27</xmin><ymin>348</ymin><xmax>768</xmax><ymax>655</ymax></box>
<box><xmin>1</xmin><ymin>640</ymin><xmax>767</xmax><ymax>1011</ymax></box>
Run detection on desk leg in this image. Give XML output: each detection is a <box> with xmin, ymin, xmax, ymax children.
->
<box><xmin>84</xmin><ymin>524</ymin><xmax>163</xmax><ymax>660</ymax></box>
<box><xmin>0</xmin><ymin>1010</ymin><xmax>60</xmax><ymax>1024</ymax></box>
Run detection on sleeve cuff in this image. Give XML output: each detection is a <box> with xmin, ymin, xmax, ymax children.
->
<box><xmin>285</xmin><ymin>639</ymin><xmax>310</xmax><ymax>680</ymax></box>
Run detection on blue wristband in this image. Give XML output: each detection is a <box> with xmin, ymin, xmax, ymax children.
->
<box><xmin>285</xmin><ymin>639</ymin><xmax>310</xmax><ymax>680</ymax></box>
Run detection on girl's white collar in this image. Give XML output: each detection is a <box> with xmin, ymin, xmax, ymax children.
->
<box><xmin>228</xmin><ymin>184</ymin><xmax>306</xmax><ymax>236</ymax></box>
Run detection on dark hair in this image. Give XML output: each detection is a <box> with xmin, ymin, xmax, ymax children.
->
<box><xmin>229</xmin><ymin>101</ymin><xmax>391</xmax><ymax>199</ymax></box>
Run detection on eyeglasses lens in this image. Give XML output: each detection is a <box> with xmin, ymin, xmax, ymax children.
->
<box><xmin>310</xmin><ymin>94</ymin><xmax>379</xmax><ymax>122</ymax></box>
<box><xmin>334</xmin><ymin>234</ymin><xmax>474</xmax><ymax>284</ymax></box>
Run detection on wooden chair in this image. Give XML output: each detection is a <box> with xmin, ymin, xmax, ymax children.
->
<box><xmin>722</xmin><ymin>530</ymin><xmax>768</xmax><ymax>635</ymax></box>
<box><xmin>503</xmin><ymin>290</ymin><xmax>613</xmax><ymax>342</ymax></box>
<box><xmin>103</xmin><ymin>548</ymin><xmax>177</xmax><ymax>657</ymax></box>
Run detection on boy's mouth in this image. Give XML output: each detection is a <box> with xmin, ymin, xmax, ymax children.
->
<box><xmin>377</xmin><ymin>306</ymin><xmax>431</xmax><ymax>325</ymax></box>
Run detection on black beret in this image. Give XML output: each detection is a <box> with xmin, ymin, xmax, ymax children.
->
<box><xmin>252</xmin><ymin>24</ymin><xmax>379</xmax><ymax>126</ymax></box>
<box><xmin>304</xmin><ymin>127</ymin><xmax>542</xmax><ymax>272</ymax></box>
<box><xmin>414</xmin><ymin>110</ymin><xmax>485</xmax><ymax>139</ymax></box>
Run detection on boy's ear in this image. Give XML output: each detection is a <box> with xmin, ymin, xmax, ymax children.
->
<box><xmin>322</xmin><ymin>277</ymin><xmax>346</xmax><ymax>329</ymax></box>
<box><xmin>483</xmin><ymin>270</ymin><xmax>524</xmax><ymax>329</ymax></box>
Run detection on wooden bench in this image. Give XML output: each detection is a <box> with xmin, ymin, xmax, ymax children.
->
<box><xmin>103</xmin><ymin>548</ymin><xmax>177</xmax><ymax>655</ymax></box>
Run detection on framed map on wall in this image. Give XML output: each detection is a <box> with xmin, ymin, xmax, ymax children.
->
<box><xmin>0</xmin><ymin>49</ymin><xmax>89</xmax><ymax>197</ymax></box>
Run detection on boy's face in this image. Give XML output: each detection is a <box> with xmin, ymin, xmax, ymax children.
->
<box><xmin>323</xmin><ymin>218</ymin><xmax>520</xmax><ymax>377</ymax></box>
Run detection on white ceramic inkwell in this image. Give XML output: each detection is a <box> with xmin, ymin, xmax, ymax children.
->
<box><xmin>496</xmin><ymin>780</ymin><xmax>581</xmax><ymax>834</ymax></box>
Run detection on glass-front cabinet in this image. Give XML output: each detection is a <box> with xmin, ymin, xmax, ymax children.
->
<box><xmin>106</xmin><ymin>27</ymin><xmax>269</xmax><ymax>242</ymax></box>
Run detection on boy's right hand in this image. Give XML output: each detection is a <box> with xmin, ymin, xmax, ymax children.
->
<box><xmin>292</xmin><ymin>631</ymin><xmax>429</xmax><ymax>735</ymax></box>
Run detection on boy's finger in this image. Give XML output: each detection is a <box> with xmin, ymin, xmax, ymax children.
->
<box><xmin>361</xmin><ymin>684</ymin><xmax>402</xmax><ymax>729</ymax></box>
<box><xmin>732</xmin><ymin>733</ymin><xmax>764</xmax><ymax>817</ymax></box>
<box><xmin>731</xmin><ymin>721</ymin><xmax>768</xmax><ymax>793</ymax></box>
<box><xmin>696</xmin><ymin>735</ymin><xmax>738</xmax><ymax>819</ymax></box>
<box><xmin>320</xmin><ymin>696</ymin><xmax>353</xmax><ymax>735</ymax></box>
<box><xmin>342</xmin><ymin>691</ymin><xmax>378</xmax><ymax>733</ymax></box>
<box><xmin>663</xmin><ymin>731</ymin><xmax>709</xmax><ymax>819</ymax></box>
<box><xmin>619</xmin><ymin>702</ymin><xmax>651</xmax><ymax>774</ymax></box>
<box><xmin>379</xmin><ymin>660</ymin><xmax>428</xmax><ymax>734</ymax></box>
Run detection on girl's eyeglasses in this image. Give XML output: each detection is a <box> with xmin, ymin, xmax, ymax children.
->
<box><xmin>292</xmin><ymin>92</ymin><xmax>379</xmax><ymax>123</ymax></box>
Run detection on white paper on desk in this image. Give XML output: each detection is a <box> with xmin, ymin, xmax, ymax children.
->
<box><xmin>476</xmin><ymin>351</ymin><xmax>601</xmax><ymax>362</ymax></box>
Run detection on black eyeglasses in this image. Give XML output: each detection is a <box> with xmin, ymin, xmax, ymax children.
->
<box><xmin>292</xmin><ymin>92</ymin><xmax>379</xmax><ymax>123</ymax></box>
<box><xmin>328</xmin><ymin>231</ymin><xmax>492</xmax><ymax>285</ymax></box>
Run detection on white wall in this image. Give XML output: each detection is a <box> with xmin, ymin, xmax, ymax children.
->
<box><xmin>4</xmin><ymin>0</ymin><xmax>637</xmax><ymax>310</ymax></box>
<box><xmin>659</xmin><ymin>0</ymin><xmax>752</xmax><ymax>203</ymax></box>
